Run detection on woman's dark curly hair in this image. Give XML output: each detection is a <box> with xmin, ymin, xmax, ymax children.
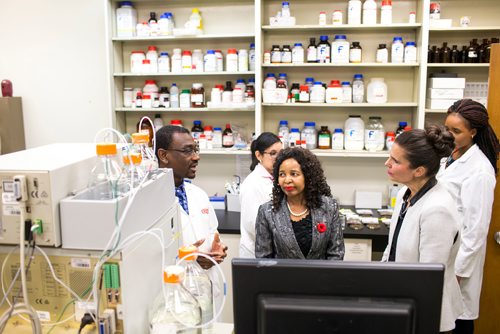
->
<box><xmin>272</xmin><ymin>147</ymin><xmax>332</xmax><ymax>211</ymax></box>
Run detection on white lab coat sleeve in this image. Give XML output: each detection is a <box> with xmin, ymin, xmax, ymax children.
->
<box><xmin>419</xmin><ymin>205</ymin><xmax>457</xmax><ymax>265</ymax></box>
<box><xmin>207</xmin><ymin>200</ymin><xmax>219</xmax><ymax>249</ymax></box>
<box><xmin>455</xmin><ymin>172</ymin><xmax>495</xmax><ymax>278</ymax></box>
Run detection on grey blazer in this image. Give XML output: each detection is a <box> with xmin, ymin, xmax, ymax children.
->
<box><xmin>255</xmin><ymin>196</ymin><xmax>344</xmax><ymax>260</ymax></box>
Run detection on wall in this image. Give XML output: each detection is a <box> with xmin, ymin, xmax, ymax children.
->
<box><xmin>0</xmin><ymin>0</ymin><xmax>111</xmax><ymax>148</ymax></box>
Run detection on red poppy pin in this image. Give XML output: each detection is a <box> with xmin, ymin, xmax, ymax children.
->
<box><xmin>317</xmin><ymin>222</ymin><xmax>327</xmax><ymax>233</ymax></box>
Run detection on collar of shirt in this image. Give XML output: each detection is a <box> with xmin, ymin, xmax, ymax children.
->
<box><xmin>255</xmin><ymin>163</ymin><xmax>273</xmax><ymax>181</ymax></box>
<box><xmin>402</xmin><ymin>176</ymin><xmax>438</xmax><ymax>207</ymax></box>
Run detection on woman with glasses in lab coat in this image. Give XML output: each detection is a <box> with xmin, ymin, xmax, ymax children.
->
<box><xmin>239</xmin><ymin>132</ymin><xmax>282</xmax><ymax>258</ymax></box>
<box><xmin>437</xmin><ymin>99</ymin><xmax>499</xmax><ymax>334</ymax></box>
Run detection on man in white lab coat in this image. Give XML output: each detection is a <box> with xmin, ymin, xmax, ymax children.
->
<box><xmin>156</xmin><ymin>125</ymin><xmax>227</xmax><ymax>269</ymax></box>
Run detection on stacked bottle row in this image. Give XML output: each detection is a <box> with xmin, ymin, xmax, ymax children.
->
<box><xmin>276</xmin><ymin>119</ymin><xmax>411</xmax><ymax>151</ymax></box>
<box><xmin>264</xmin><ymin>36</ymin><xmax>417</xmax><ymax>64</ymax></box>
<box><xmin>428</xmin><ymin>38</ymin><xmax>499</xmax><ymax>64</ymax></box>
<box><xmin>262</xmin><ymin>74</ymin><xmax>388</xmax><ymax>104</ymax></box>
<box><xmin>129</xmin><ymin>45</ymin><xmax>255</xmax><ymax>74</ymax></box>
<box><xmin>116</xmin><ymin>2</ymin><xmax>203</xmax><ymax>37</ymax></box>
<box><xmin>123</xmin><ymin>79</ymin><xmax>256</xmax><ymax>109</ymax></box>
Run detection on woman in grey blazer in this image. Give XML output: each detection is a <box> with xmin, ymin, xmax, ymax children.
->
<box><xmin>382</xmin><ymin>125</ymin><xmax>463</xmax><ymax>333</ymax></box>
<box><xmin>255</xmin><ymin>147</ymin><xmax>344</xmax><ymax>260</ymax></box>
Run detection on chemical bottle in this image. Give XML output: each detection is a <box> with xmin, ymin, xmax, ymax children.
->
<box><xmin>332</xmin><ymin>128</ymin><xmax>344</xmax><ymax>150</ymax></box>
<box><xmin>341</xmin><ymin>81</ymin><xmax>352</xmax><ymax>103</ymax></box>
<box><xmin>440</xmin><ymin>42</ymin><xmax>451</xmax><ymax>63</ymax></box>
<box><xmin>178</xmin><ymin>246</ymin><xmax>214</xmax><ymax>327</ymax></box>
<box><xmin>281</xmin><ymin>2</ymin><xmax>291</xmax><ymax>17</ymax></box>
<box><xmin>116</xmin><ymin>1</ymin><xmax>137</xmax><ymax>37</ymax></box>
<box><xmin>380</xmin><ymin>0</ymin><xmax>392</xmax><ymax>24</ymax></box>
<box><xmin>307</xmin><ymin>38</ymin><xmax>318</xmax><ymax>63</ymax></box>
<box><xmin>331</xmin><ymin>35</ymin><xmax>350</xmax><ymax>64</ymax></box>
<box><xmin>222</xmin><ymin>81</ymin><xmax>233</xmax><ymax>103</ymax></box>
<box><xmin>271</xmin><ymin>45</ymin><xmax>282</xmax><ymax>63</ymax></box>
<box><xmin>385</xmin><ymin>131</ymin><xmax>395</xmax><ymax>151</ymax></box>
<box><xmin>310</xmin><ymin>82</ymin><xmax>326</xmax><ymax>103</ymax></box>
<box><xmin>222</xmin><ymin>124</ymin><xmax>234</xmax><ymax>148</ymax></box>
<box><xmin>362</xmin><ymin>0</ymin><xmax>377</xmax><ymax>25</ymax></box>
<box><xmin>192</xmin><ymin>49</ymin><xmax>204</xmax><ymax>72</ymax></box>
<box><xmin>348</xmin><ymin>0</ymin><xmax>362</xmax><ymax>25</ymax></box>
<box><xmin>478</xmin><ymin>39</ymin><xmax>489</xmax><ymax>63</ymax></box>
<box><xmin>404</xmin><ymin>42</ymin><xmax>417</xmax><ymax>63</ymax></box>
<box><xmin>132</xmin><ymin>132</ymin><xmax>158</xmax><ymax>172</ymax></box>
<box><xmin>299</xmin><ymin>85</ymin><xmax>310</xmax><ymax>102</ymax></box>
<box><xmin>278</xmin><ymin>120</ymin><xmax>290</xmax><ymax>148</ymax></box>
<box><xmin>281</xmin><ymin>45</ymin><xmax>292</xmax><ymax>63</ymax></box>
<box><xmin>349</xmin><ymin>41</ymin><xmax>362</xmax><ymax>63</ymax></box>
<box><xmin>212</xmin><ymin>127</ymin><xmax>223</xmax><ymax>148</ymax></box>
<box><xmin>376</xmin><ymin>44</ymin><xmax>389</xmax><ymax>63</ymax></box>
<box><xmin>171</xmin><ymin>48</ymin><xmax>182</xmax><ymax>72</ymax></box>
<box><xmin>467</xmin><ymin>39</ymin><xmax>479</xmax><ymax>63</ymax></box>
<box><xmin>88</xmin><ymin>143</ymin><xmax>127</xmax><ymax>200</ymax></box>
<box><xmin>182</xmin><ymin>50</ymin><xmax>193</xmax><ymax>73</ymax></box>
<box><xmin>432</xmin><ymin>45</ymin><xmax>441</xmax><ymax>63</ymax></box>
<box><xmin>170</xmin><ymin>83</ymin><xmax>180</xmax><ymax>108</ymax></box>
<box><xmin>391</xmin><ymin>37</ymin><xmax>404</xmax><ymax>63</ymax></box>
<box><xmin>318</xmin><ymin>126</ymin><xmax>332</xmax><ymax>149</ymax></box>
<box><xmin>395</xmin><ymin>121</ymin><xmax>407</xmax><ymax>137</ymax></box>
<box><xmin>189</xmin><ymin>8</ymin><xmax>203</xmax><ymax>33</ymax></box>
<box><xmin>263</xmin><ymin>73</ymin><xmax>277</xmax><ymax>90</ymax></box>
<box><xmin>158</xmin><ymin>52</ymin><xmax>170</xmax><ymax>73</ymax></box>
<box><xmin>122</xmin><ymin>149</ymin><xmax>144</xmax><ymax>189</ymax></box>
<box><xmin>301</xmin><ymin>122</ymin><xmax>317</xmax><ymax>149</ymax></box>
<box><xmin>364</xmin><ymin>116</ymin><xmax>385</xmax><ymax>151</ymax></box>
<box><xmin>153</xmin><ymin>114</ymin><xmax>164</xmax><ymax>131</ymax></box>
<box><xmin>325</xmin><ymin>80</ymin><xmax>343</xmax><ymax>103</ymax></box>
<box><xmin>319</xmin><ymin>11</ymin><xmax>327</xmax><ymax>26</ymax></box>
<box><xmin>238</xmin><ymin>49</ymin><xmax>249</xmax><ymax>71</ymax></box>
<box><xmin>388</xmin><ymin>184</ymin><xmax>400</xmax><ymax>208</ymax></box>
<box><xmin>459</xmin><ymin>45</ymin><xmax>468</xmax><ymax>63</ymax></box>
<box><xmin>317</xmin><ymin>36</ymin><xmax>331</xmax><ymax>63</ymax></box>
<box><xmin>146</xmin><ymin>46</ymin><xmax>159</xmax><ymax>72</ymax></box>
<box><xmin>215</xmin><ymin>50</ymin><xmax>224</xmax><ymax>71</ymax></box>
<box><xmin>344</xmin><ymin>115</ymin><xmax>365</xmax><ymax>151</ymax></box>
<box><xmin>149</xmin><ymin>265</ymin><xmax>202</xmax><ymax>334</ymax></box>
<box><xmin>367</xmin><ymin>78</ymin><xmax>388</xmax><ymax>103</ymax></box>
<box><xmin>226</xmin><ymin>48</ymin><xmax>238</xmax><ymax>72</ymax></box>
<box><xmin>249</xmin><ymin>43</ymin><xmax>256</xmax><ymax>71</ymax></box>
<box><xmin>352</xmin><ymin>74</ymin><xmax>365</xmax><ymax>103</ymax></box>
<box><xmin>191</xmin><ymin>121</ymin><xmax>203</xmax><ymax>140</ymax></box>
<box><xmin>288</xmin><ymin>128</ymin><xmax>301</xmax><ymax>147</ymax></box>
<box><xmin>180</xmin><ymin>89</ymin><xmax>191</xmax><ymax>108</ymax></box>
<box><xmin>292</xmin><ymin>43</ymin><xmax>305</xmax><ymax>64</ymax></box>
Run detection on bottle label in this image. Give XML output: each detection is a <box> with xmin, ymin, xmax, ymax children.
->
<box><xmin>376</xmin><ymin>49</ymin><xmax>388</xmax><ymax>63</ymax></box>
<box><xmin>223</xmin><ymin>134</ymin><xmax>234</xmax><ymax>146</ymax></box>
<box><xmin>468</xmin><ymin>51</ymin><xmax>478</xmax><ymax>58</ymax></box>
<box><xmin>191</xmin><ymin>93</ymin><xmax>204</xmax><ymax>103</ymax></box>
<box><xmin>349</xmin><ymin>48</ymin><xmax>362</xmax><ymax>62</ymax></box>
<box><xmin>307</xmin><ymin>47</ymin><xmax>317</xmax><ymax>62</ymax></box>
<box><xmin>318</xmin><ymin>134</ymin><xmax>331</xmax><ymax>147</ymax></box>
<box><xmin>317</xmin><ymin>45</ymin><xmax>330</xmax><ymax>63</ymax></box>
<box><xmin>281</xmin><ymin>51</ymin><xmax>292</xmax><ymax>63</ymax></box>
<box><xmin>271</xmin><ymin>51</ymin><xmax>281</xmax><ymax>63</ymax></box>
<box><xmin>292</xmin><ymin>48</ymin><xmax>304</xmax><ymax>63</ymax></box>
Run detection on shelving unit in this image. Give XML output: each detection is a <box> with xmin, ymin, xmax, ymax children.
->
<box><xmin>104</xmin><ymin>0</ymin><xmax>499</xmax><ymax>204</ymax></box>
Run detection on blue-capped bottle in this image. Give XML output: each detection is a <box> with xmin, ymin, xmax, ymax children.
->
<box><xmin>316</xmin><ymin>35</ymin><xmax>331</xmax><ymax>63</ymax></box>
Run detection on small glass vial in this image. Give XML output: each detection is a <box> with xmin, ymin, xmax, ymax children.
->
<box><xmin>376</xmin><ymin>44</ymin><xmax>389</xmax><ymax>63</ymax></box>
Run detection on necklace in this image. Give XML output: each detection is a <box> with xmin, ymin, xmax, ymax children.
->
<box><xmin>286</xmin><ymin>201</ymin><xmax>309</xmax><ymax>217</ymax></box>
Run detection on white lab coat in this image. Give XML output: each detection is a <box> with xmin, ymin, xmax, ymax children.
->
<box><xmin>382</xmin><ymin>182</ymin><xmax>463</xmax><ymax>332</ymax></box>
<box><xmin>239</xmin><ymin>163</ymin><xmax>273</xmax><ymax>258</ymax></box>
<box><xmin>437</xmin><ymin>144</ymin><xmax>496</xmax><ymax>320</ymax></box>
<box><xmin>179</xmin><ymin>182</ymin><xmax>219</xmax><ymax>253</ymax></box>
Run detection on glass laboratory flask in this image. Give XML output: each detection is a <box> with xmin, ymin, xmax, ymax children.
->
<box><xmin>88</xmin><ymin>143</ymin><xmax>128</xmax><ymax>200</ymax></box>
<box><xmin>122</xmin><ymin>150</ymin><xmax>145</xmax><ymax>188</ymax></box>
<box><xmin>131</xmin><ymin>132</ymin><xmax>158</xmax><ymax>172</ymax></box>
<box><xmin>178</xmin><ymin>246</ymin><xmax>214</xmax><ymax>327</ymax></box>
<box><xmin>149</xmin><ymin>265</ymin><xmax>202</xmax><ymax>334</ymax></box>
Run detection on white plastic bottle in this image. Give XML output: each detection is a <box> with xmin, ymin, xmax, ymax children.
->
<box><xmin>331</xmin><ymin>35</ymin><xmax>350</xmax><ymax>64</ymax></box>
<box><xmin>342</xmin><ymin>81</ymin><xmax>352</xmax><ymax>103</ymax></box>
<box><xmin>288</xmin><ymin>128</ymin><xmax>301</xmax><ymax>147</ymax></box>
<box><xmin>325</xmin><ymin>80</ymin><xmax>343</xmax><ymax>103</ymax></box>
<box><xmin>215</xmin><ymin>50</ymin><xmax>224</xmax><ymax>72</ymax></box>
<box><xmin>310</xmin><ymin>82</ymin><xmax>326</xmax><ymax>103</ymax></box>
<box><xmin>181</xmin><ymin>50</ymin><xmax>193</xmax><ymax>73</ymax></box>
<box><xmin>292</xmin><ymin>43</ymin><xmax>305</xmax><ymax>64</ymax></box>
<box><xmin>263</xmin><ymin>73</ymin><xmax>277</xmax><ymax>89</ymax></box>
<box><xmin>204</xmin><ymin>50</ymin><xmax>217</xmax><ymax>72</ymax></box>
<box><xmin>170</xmin><ymin>83</ymin><xmax>179</xmax><ymax>108</ymax></box>
<box><xmin>192</xmin><ymin>49</ymin><xmax>204</xmax><ymax>72</ymax></box>
<box><xmin>116</xmin><ymin>1</ymin><xmax>137</xmax><ymax>37</ymax></box>
<box><xmin>344</xmin><ymin>115</ymin><xmax>365</xmax><ymax>151</ymax></box>
<box><xmin>363</xmin><ymin>0</ymin><xmax>377</xmax><ymax>25</ymax></box>
<box><xmin>158</xmin><ymin>13</ymin><xmax>170</xmax><ymax>36</ymax></box>
<box><xmin>146</xmin><ymin>46</ymin><xmax>158</xmax><ymax>72</ymax></box>
<box><xmin>389</xmin><ymin>184</ymin><xmax>400</xmax><ymax>208</ymax></box>
<box><xmin>391</xmin><ymin>37</ymin><xmax>404</xmax><ymax>63</ymax></box>
<box><xmin>348</xmin><ymin>0</ymin><xmax>362</xmax><ymax>25</ymax></box>
<box><xmin>332</xmin><ymin>128</ymin><xmax>344</xmax><ymax>150</ymax></box>
<box><xmin>319</xmin><ymin>11</ymin><xmax>327</xmax><ymax>25</ymax></box>
<box><xmin>158</xmin><ymin>52</ymin><xmax>170</xmax><ymax>73</ymax></box>
<box><xmin>171</xmin><ymin>48</ymin><xmax>182</xmax><ymax>73</ymax></box>
<box><xmin>367</xmin><ymin>78</ymin><xmax>388</xmax><ymax>103</ymax></box>
<box><xmin>238</xmin><ymin>49</ymin><xmax>249</xmax><ymax>72</ymax></box>
<box><xmin>226</xmin><ymin>48</ymin><xmax>238</xmax><ymax>72</ymax></box>
<box><xmin>278</xmin><ymin>120</ymin><xmax>290</xmax><ymax>148</ymax></box>
<box><xmin>352</xmin><ymin>74</ymin><xmax>365</xmax><ymax>103</ymax></box>
<box><xmin>404</xmin><ymin>42</ymin><xmax>417</xmax><ymax>63</ymax></box>
<box><xmin>249</xmin><ymin>43</ymin><xmax>256</xmax><ymax>71</ymax></box>
<box><xmin>281</xmin><ymin>2</ymin><xmax>291</xmax><ymax>17</ymax></box>
<box><xmin>189</xmin><ymin>8</ymin><xmax>203</xmax><ymax>34</ymax></box>
<box><xmin>380</xmin><ymin>0</ymin><xmax>393</xmax><ymax>25</ymax></box>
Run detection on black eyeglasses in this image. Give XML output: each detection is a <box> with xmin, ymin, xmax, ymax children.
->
<box><xmin>263</xmin><ymin>150</ymin><xmax>280</xmax><ymax>157</ymax></box>
<box><xmin>166</xmin><ymin>145</ymin><xmax>200</xmax><ymax>156</ymax></box>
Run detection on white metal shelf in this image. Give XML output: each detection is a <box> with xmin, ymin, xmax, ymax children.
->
<box><xmin>112</xmin><ymin>33</ymin><xmax>255</xmax><ymax>42</ymax></box>
<box><xmin>429</xmin><ymin>26</ymin><xmax>500</xmax><ymax>32</ymax></box>
<box><xmin>116</xmin><ymin>107</ymin><xmax>255</xmax><ymax>112</ymax></box>
<box><xmin>262</xmin><ymin>63</ymin><xmax>419</xmax><ymax>68</ymax></box>
<box><xmin>427</xmin><ymin>63</ymin><xmax>489</xmax><ymax>68</ymax></box>
<box><xmin>262</xmin><ymin>102</ymin><xmax>418</xmax><ymax>108</ymax></box>
<box><xmin>114</xmin><ymin>71</ymin><xmax>255</xmax><ymax>77</ymax></box>
<box><xmin>262</xmin><ymin>23</ymin><xmax>422</xmax><ymax>31</ymax></box>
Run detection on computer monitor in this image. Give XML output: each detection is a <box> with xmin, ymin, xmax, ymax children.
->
<box><xmin>232</xmin><ymin>259</ymin><xmax>444</xmax><ymax>334</ymax></box>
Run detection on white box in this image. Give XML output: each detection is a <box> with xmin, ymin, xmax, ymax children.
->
<box><xmin>428</xmin><ymin>77</ymin><xmax>466</xmax><ymax>89</ymax></box>
<box><xmin>427</xmin><ymin>88</ymin><xmax>464</xmax><ymax>99</ymax></box>
<box><xmin>355</xmin><ymin>191</ymin><xmax>382</xmax><ymax>209</ymax></box>
<box><xmin>226</xmin><ymin>194</ymin><xmax>241</xmax><ymax>212</ymax></box>
<box><xmin>429</xmin><ymin>19</ymin><xmax>453</xmax><ymax>28</ymax></box>
<box><xmin>60</xmin><ymin>169</ymin><xmax>176</xmax><ymax>250</ymax></box>
<box><xmin>426</xmin><ymin>98</ymin><xmax>458</xmax><ymax>110</ymax></box>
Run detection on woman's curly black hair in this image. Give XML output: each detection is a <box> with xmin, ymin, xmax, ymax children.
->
<box><xmin>272</xmin><ymin>147</ymin><xmax>332</xmax><ymax>211</ymax></box>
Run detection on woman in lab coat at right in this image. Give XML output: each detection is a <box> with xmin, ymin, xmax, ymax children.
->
<box><xmin>436</xmin><ymin>99</ymin><xmax>499</xmax><ymax>334</ymax></box>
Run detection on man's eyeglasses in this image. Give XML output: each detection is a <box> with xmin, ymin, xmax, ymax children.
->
<box><xmin>166</xmin><ymin>145</ymin><xmax>200</xmax><ymax>156</ymax></box>
<box><xmin>263</xmin><ymin>150</ymin><xmax>280</xmax><ymax>157</ymax></box>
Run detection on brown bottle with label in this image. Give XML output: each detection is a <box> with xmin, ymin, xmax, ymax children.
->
<box><xmin>317</xmin><ymin>126</ymin><xmax>331</xmax><ymax>149</ymax></box>
<box><xmin>440</xmin><ymin>42</ymin><xmax>451</xmax><ymax>63</ymax></box>
<box><xmin>432</xmin><ymin>46</ymin><xmax>440</xmax><ymax>63</ymax></box>
<box><xmin>467</xmin><ymin>39</ymin><xmax>479</xmax><ymax>63</ymax></box>
<box><xmin>478</xmin><ymin>39</ymin><xmax>489</xmax><ymax>63</ymax></box>
<box><xmin>450</xmin><ymin>45</ymin><xmax>459</xmax><ymax>63</ymax></box>
<box><xmin>222</xmin><ymin>123</ymin><xmax>234</xmax><ymax>148</ymax></box>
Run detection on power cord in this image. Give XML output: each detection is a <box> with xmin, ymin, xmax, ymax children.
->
<box><xmin>78</xmin><ymin>312</ymin><xmax>95</xmax><ymax>334</ymax></box>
